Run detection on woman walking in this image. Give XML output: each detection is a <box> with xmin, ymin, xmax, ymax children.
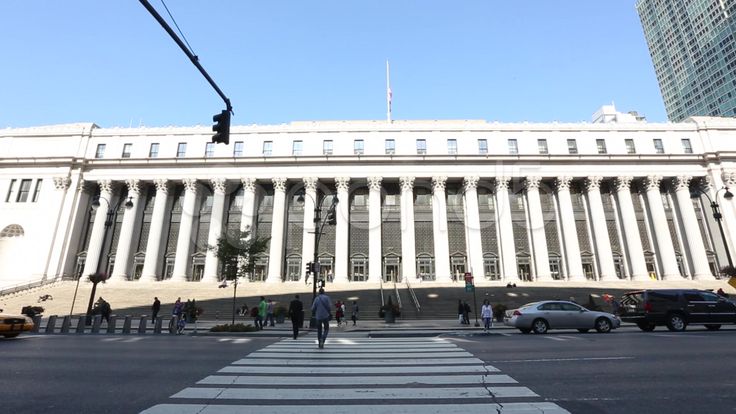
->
<box><xmin>481</xmin><ymin>299</ymin><xmax>493</xmax><ymax>332</ymax></box>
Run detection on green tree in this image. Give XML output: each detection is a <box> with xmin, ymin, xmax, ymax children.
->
<box><xmin>208</xmin><ymin>229</ymin><xmax>270</xmax><ymax>325</ymax></box>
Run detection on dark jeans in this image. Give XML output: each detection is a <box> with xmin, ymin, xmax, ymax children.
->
<box><xmin>152</xmin><ymin>310</ymin><xmax>159</xmax><ymax>323</ymax></box>
<box><xmin>266</xmin><ymin>313</ymin><xmax>275</xmax><ymax>327</ymax></box>
<box><xmin>291</xmin><ymin>317</ymin><xmax>302</xmax><ymax>339</ymax></box>
<box><xmin>316</xmin><ymin>318</ymin><xmax>330</xmax><ymax>343</ymax></box>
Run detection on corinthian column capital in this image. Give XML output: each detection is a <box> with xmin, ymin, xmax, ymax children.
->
<box><xmin>272</xmin><ymin>177</ymin><xmax>287</xmax><ymax>192</ymax></box>
<box><xmin>210</xmin><ymin>178</ymin><xmax>227</xmax><ymax>195</ymax></box>
<box><xmin>241</xmin><ymin>177</ymin><xmax>256</xmax><ymax>193</ymax></box>
<box><xmin>495</xmin><ymin>177</ymin><xmax>510</xmax><ymax>191</ymax></box>
<box><xmin>644</xmin><ymin>175</ymin><xmax>663</xmax><ymax>192</ymax></box>
<box><xmin>615</xmin><ymin>176</ymin><xmax>633</xmax><ymax>192</ymax></box>
<box><xmin>673</xmin><ymin>175</ymin><xmax>692</xmax><ymax>191</ymax></box>
<box><xmin>400</xmin><ymin>176</ymin><xmax>415</xmax><ymax>192</ymax></box>
<box><xmin>183</xmin><ymin>178</ymin><xmax>199</xmax><ymax>193</ymax></box>
<box><xmin>154</xmin><ymin>179</ymin><xmax>170</xmax><ymax>194</ymax></box>
<box><xmin>303</xmin><ymin>177</ymin><xmax>318</xmax><ymax>191</ymax></box>
<box><xmin>524</xmin><ymin>176</ymin><xmax>542</xmax><ymax>191</ymax></box>
<box><xmin>463</xmin><ymin>176</ymin><xmax>479</xmax><ymax>192</ymax></box>
<box><xmin>585</xmin><ymin>176</ymin><xmax>603</xmax><ymax>192</ymax></box>
<box><xmin>555</xmin><ymin>176</ymin><xmax>572</xmax><ymax>191</ymax></box>
<box><xmin>335</xmin><ymin>177</ymin><xmax>351</xmax><ymax>192</ymax></box>
<box><xmin>431</xmin><ymin>176</ymin><xmax>447</xmax><ymax>192</ymax></box>
<box><xmin>367</xmin><ymin>176</ymin><xmax>383</xmax><ymax>192</ymax></box>
<box><xmin>125</xmin><ymin>179</ymin><xmax>141</xmax><ymax>196</ymax></box>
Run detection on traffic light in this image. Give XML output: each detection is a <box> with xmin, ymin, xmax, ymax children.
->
<box><xmin>305</xmin><ymin>261</ymin><xmax>312</xmax><ymax>274</ymax></box>
<box><xmin>318</xmin><ymin>279</ymin><xmax>325</xmax><ymax>288</ymax></box>
<box><xmin>325</xmin><ymin>209</ymin><xmax>337</xmax><ymax>226</ymax></box>
<box><xmin>212</xmin><ymin>110</ymin><xmax>231</xmax><ymax>145</ymax></box>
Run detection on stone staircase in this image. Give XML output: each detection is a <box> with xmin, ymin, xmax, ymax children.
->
<box><xmin>2</xmin><ymin>278</ymin><xmax>733</xmax><ymax>323</ymax></box>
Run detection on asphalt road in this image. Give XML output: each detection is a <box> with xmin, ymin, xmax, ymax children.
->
<box><xmin>454</xmin><ymin>325</ymin><xmax>736</xmax><ymax>414</ymax></box>
<box><xmin>0</xmin><ymin>334</ymin><xmax>279</xmax><ymax>414</ymax></box>
<box><xmin>2</xmin><ymin>326</ymin><xmax>736</xmax><ymax>414</ymax></box>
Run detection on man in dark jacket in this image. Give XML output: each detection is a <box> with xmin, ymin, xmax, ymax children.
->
<box><xmin>151</xmin><ymin>297</ymin><xmax>161</xmax><ymax>323</ymax></box>
<box><xmin>288</xmin><ymin>294</ymin><xmax>304</xmax><ymax>340</ymax></box>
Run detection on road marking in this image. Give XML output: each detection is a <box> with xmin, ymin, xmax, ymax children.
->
<box><xmin>542</xmin><ymin>336</ymin><xmax>567</xmax><ymax>341</ymax></box>
<box><xmin>142</xmin><ymin>402</ymin><xmax>570</xmax><ymax>414</ymax></box>
<box><xmin>101</xmin><ymin>337</ymin><xmax>122</xmax><ymax>342</ymax></box>
<box><xmin>171</xmin><ymin>386</ymin><xmax>538</xmax><ymax>400</ymax></box>
<box><xmin>231</xmin><ymin>357</ymin><xmax>484</xmax><ymax>366</ymax></box>
<box><xmin>216</xmin><ymin>338</ymin><xmax>252</xmax><ymax>344</ymax></box>
<box><xmin>219</xmin><ymin>365</ymin><xmax>497</xmax><ymax>374</ymax></box>
<box><xmin>198</xmin><ymin>374</ymin><xmax>518</xmax><ymax>386</ymax></box>
<box><xmin>265</xmin><ymin>343</ymin><xmax>454</xmax><ymax>349</ymax></box>
<box><xmin>491</xmin><ymin>356</ymin><xmax>635</xmax><ymax>363</ymax></box>
<box><xmin>557</xmin><ymin>335</ymin><xmax>584</xmax><ymax>340</ymax></box>
<box><xmin>123</xmin><ymin>337</ymin><xmax>143</xmax><ymax>342</ymax></box>
<box><xmin>651</xmin><ymin>334</ymin><xmax>710</xmax><ymax>338</ymax></box>
<box><xmin>249</xmin><ymin>351</ymin><xmax>472</xmax><ymax>358</ymax></box>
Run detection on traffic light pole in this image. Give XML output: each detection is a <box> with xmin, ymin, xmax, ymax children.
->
<box><xmin>308</xmin><ymin>196</ymin><xmax>338</xmax><ymax>328</ymax></box>
<box><xmin>139</xmin><ymin>0</ymin><xmax>232</xmax><ymax>113</ymax></box>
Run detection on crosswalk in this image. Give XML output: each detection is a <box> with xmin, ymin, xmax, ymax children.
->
<box><xmin>141</xmin><ymin>337</ymin><xmax>569</xmax><ymax>414</ymax></box>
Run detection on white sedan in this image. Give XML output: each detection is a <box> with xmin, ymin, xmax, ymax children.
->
<box><xmin>504</xmin><ymin>300</ymin><xmax>621</xmax><ymax>334</ymax></box>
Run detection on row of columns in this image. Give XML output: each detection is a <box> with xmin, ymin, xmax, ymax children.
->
<box><xmin>79</xmin><ymin>174</ymin><xmax>730</xmax><ymax>283</ymax></box>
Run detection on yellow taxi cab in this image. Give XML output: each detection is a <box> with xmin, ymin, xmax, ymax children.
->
<box><xmin>0</xmin><ymin>312</ymin><xmax>35</xmax><ymax>338</ymax></box>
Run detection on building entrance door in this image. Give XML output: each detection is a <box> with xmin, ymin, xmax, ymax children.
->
<box><xmin>383</xmin><ymin>256</ymin><xmax>400</xmax><ymax>282</ymax></box>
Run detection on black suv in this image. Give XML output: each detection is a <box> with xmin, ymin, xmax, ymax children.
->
<box><xmin>619</xmin><ymin>289</ymin><xmax>736</xmax><ymax>332</ymax></box>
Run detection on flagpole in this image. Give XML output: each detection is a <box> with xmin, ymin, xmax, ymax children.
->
<box><xmin>386</xmin><ymin>60</ymin><xmax>392</xmax><ymax>123</ymax></box>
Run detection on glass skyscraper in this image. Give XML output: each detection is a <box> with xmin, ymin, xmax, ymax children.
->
<box><xmin>636</xmin><ymin>0</ymin><xmax>736</xmax><ymax>121</ymax></box>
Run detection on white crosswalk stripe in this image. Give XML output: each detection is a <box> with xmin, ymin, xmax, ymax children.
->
<box><xmin>141</xmin><ymin>337</ymin><xmax>570</xmax><ymax>414</ymax></box>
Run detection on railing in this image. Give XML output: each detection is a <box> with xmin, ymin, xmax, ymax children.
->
<box><xmin>379</xmin><ymin>277</ymin><xmax>385</xmax><ymax>307</ymax></box>
<box><xmin>405</xmin><ymin>277</ymin><xmax>421</xmax><ymax>313</ymax></box>
<box><xmin>0</xmin><ymin>278</ymin><xmax>57</xmax><ymax>297</ymax></box>
<box><xmin>393</xmin><ymin>282</ymin><xmax>402</xmax><ymax>310</ymax></box>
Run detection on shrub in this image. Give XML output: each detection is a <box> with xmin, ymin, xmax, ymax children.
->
<box><xmin>378</xmin><ymin>299</ymin><xmax>401</xmax><ymax>318</ymax></box>
<box><xmin>21</xmin><ymin>306</ymin><xmax>44</xmax><ymax>317</ymax></box>
<box><xmin>492</xmin><ymin>304</ymin><xmax>507</xmax><ymax>321</ymax></box>
<box><xmin>274</xmin><ymin>305</ymin><xmax>287</xmax><ymax>318</ymax></box>
<box><xmin>210</xmin><ymin>323</ymin><xmax>258</xmax><ymax>332</ymax></box>
<box><xmin>720</xmin><ymin>265</ymin><xmax>736</xmax><ymax>277</ymax></box>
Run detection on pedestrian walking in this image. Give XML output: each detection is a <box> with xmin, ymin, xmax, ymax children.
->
<box><xmin>171</xmin><ymin>297</ymin><xmax>184</xmax><ymax>334</ymax></box>
<box><xmin>257</xmin><ymin>297</ymin><xmax>267</xmax><ymax>330</ymax></box>
<box><xmin>288</xmin><ymin>294</ymin><xmax>304</xmax><ymax>340</ymax></box>
<box><xmin>266</xmin><ymin>299</ymin><xmax>276</xmax><ymax>327</ymax></box>
<box><xmin>463</xmin><ymin>301</ymin><xmax>471</xmax><ymax>325</ymax></box>
<box><xmin>481</xmin><ymin>299</ymin><xmax>493</xmax><ymax>331</ymax></box>
<box><xmin>335</xmin><ymin>300</ymin><xmax>344</xmax><ymax>326</ymax></box>
<box><xmin>96</xmin><ymin>297</ymin><xmax>111</xmax><ymax>324</ymax></box>
<box><xmin>457</xmin><ymin>300</ymin><xmax>465</xmax><ymax>325</ymax></box>
<box><xmin>311</xmin><ymin>288</ymin><xmax>332</xmax><ymax>349</ymax></box>
<box><xmin>151</xmin><ymin>297</ymin><xmax>161</xmax><ymax>323</ymax></box>
<box><xmin>351</xmin><ymin>301</ymin><xmax>359</xmax><ymax>326</ymax></box>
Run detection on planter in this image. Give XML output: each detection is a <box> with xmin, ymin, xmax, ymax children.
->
<box><xmin>384</xmin><ymin>310</ymin><xmax>395</xmax><ymax>323</ymax></box>
<box><xmin>275</xmin><ymin>315</ymin><xmax>285</xmax><ymax>324</ymax></box>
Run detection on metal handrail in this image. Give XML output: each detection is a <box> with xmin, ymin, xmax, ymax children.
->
<box><xmin>393</xmin><ymin>282</ymin><xmax>402</xmax><ymax>310</ymax></box>
<box><xmin>379</xmin><ymin>277</ymin><xmax>385</xmax><ymax>307</ymax></box>
<box><xmin>0</xmin><ymin>278</ymin><xmax>57</xmax><ymax>297</ymax></box>
<box><xmin>405</xmin><ymin>277</ymin><xmax>421</xmax><ymax>312</ymax></box>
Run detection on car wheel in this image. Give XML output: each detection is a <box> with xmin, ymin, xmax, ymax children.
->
<box><xmin>3</xmin><ymin>333</ymin><xmax>19</xmax><ymax>338</ymax></box>
<box><xmin>595</xmin><ymin>318</ymin><xmax>612</xmax><ymax>333</ymax></box>
<box><xmin>577</xmin><ymin>328</ymin><xmax>589</xmax><ymax>333</ymax></box>
<box><xmin>666</xmin><ymin>313</ymin><xmax>687</xmax><ymax>332</ymax></box>
<box><xmin>704</xmin><ymin>324</ymin><xmax>722</xmax><ymax>331</ymax></box>
<box><xmin>519</xmin><ymin>328</ymin><xmax>531</xmax><ymax>334</ymax></box>
<box><xmin>531</xmin><ymin>318</ymin><xmax>549</xmax><ymax>334</ymax></box>
<box><xmin>637</xmin><ymin>322</ymin><xmax>656</xmax><ymax>332</ymax></box>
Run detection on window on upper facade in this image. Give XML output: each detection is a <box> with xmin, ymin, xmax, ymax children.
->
<box><xmin>354</xmin><ymin>139</ymin><xmax>364</xmax><ymax>155</ymax></box>
<box><xmin>232</xmin><ymin>141</ymin><xmax>243</xmax><ymax>157</ymax></box>
<box><xmin>681</xmin><ymin>138</ymin><xmax>693</xmax><ymax>154</ymax></box>
<box><xmin>95</xmin><ymin>144</ymin><xmax>106</xmax><ymax>159</ymax></box>
<box><xmin>149</xmin><ymin>143</ymin><xmax>159</xmax><ymax>158</ymax></box>
<box><xmin>385</xmin><ymin>139</ymin><xmax>395</xmax><ymax>155</ymax></box>
<box><xmin>32</xmin><ymin>179</ymin><xmax>42</xmax><ymax>202</ymax></box>
<box><xmin>176</xmin><ymin>143</ymin><xmax>187</xmax><ymax>158</ymax></box>
<box><xmin>292</xmin><ymin>140</ymin><xmax>303</xmax><ymax>156</ymax></box>
<box><xmin>122</xmin><ymin>143</ymin><xmax>132</xmax><ymax>158</ymax></box>
<box><xmin>447</xmin><ymin>139</ymin><xmax>457</xmax><ymax>155</ymax></box>
<box><xmin>384</xmin><ymin>194</ymin><xmax>398</xmax><ymax>206</ymax></box>
<box><xmin>596</xmin><ymin>139</ymin><xmax>607</xmax><ymax>154</ymax></box>
<box><xmin>653</xmin><ymin>139</ymin><xmax>664</xmax><ymax>154</ymax></box>
<box><xmin>204</xmin><ymin>142</ymin><xmax>215</xmax><ymax>158</ymax></box>
<box><xmin>5</xmin><ymin>179</ymin><xmax>17</xmax><ymax>202</ymax></box>
<box><xmin>263</xmin><ymin>141</ymin><xmax>272</xmax><ymax>156</ymax></box>
<box><xmin>508</xmin><ymin>139</ymin><xmax>518</xmax><ymax>155</ymax></box>
<box><xmin>16</xmin><ymin>179</ymin><xmax>32</xmax><ymax>202</ymax></box>
<box><xmin>416</xmin><ymin>139</ymin><xmax>427</xmax><ymax>155</ymax></box>
<box><xmin>323</xmin><ymin>140</ymin><xmax>333</xmax><ymax>155</ymax></box>
<box><xmin>478</xmin><ymin>139</ymin><xmax>488</xmax><ymax>154</ymax></box>
<box><xmin>537</xmin><ymin>139</ymin><xmax>548</xmax><ymax>154</ymax></box>
<box><xmin>625</xmin><ymin>139</ymin><xmax>636</xmax><ymax>154</ymax></box>
<box><xmin>567</xmin><ymin>139</ymin><xmax>578</xmax><ymax>154</ymax></box>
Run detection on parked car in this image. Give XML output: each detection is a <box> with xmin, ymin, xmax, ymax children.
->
<box><xmin>619</xmin><ymin>289</ymin><xmax>736</xmax><ymax>332</ymax></box>
<box><xmin>0</xmin><ymin>312</ymin><xmax>35</xmax><ymax>338</ymax></box>
<box><xmin>504</xmin><ymin>300</ymin><xmax>621</xmax><ymax>334</ymax></box>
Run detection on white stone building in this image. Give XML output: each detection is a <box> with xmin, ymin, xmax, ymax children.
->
<box><xmin>2</xmin><ymin>108</ymin><xmax>736</xmax><ymax>290</ymax></box>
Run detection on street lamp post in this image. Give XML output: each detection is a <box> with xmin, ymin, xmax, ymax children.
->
<box><xmin>298</xmin><ymin>191</ymin><xmax>338</xmax><ymax>328</ymax></box>
<box><xmin>83</xmin><ymin>195</ymin><xmax>133</xmax><ymax>323</ymax></box>
<box><xmin>691</xmin><ymin>186</ymin><xmax>734</xmax><ymax>269</ymax></box>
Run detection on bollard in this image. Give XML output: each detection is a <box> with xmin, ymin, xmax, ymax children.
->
<box><xmin>154</xmin><ymin>316</ymin><xmax>163</xmax><ymax>334</ymax></box>
<box><xmin>91</xmin><ymin>315</ymin><xmax>102</xmax><ymax>334</ymax></box>
<box><xmin>122</xmin><ymin>316</ymin><xmax>132</xmax><ymax>334</ymax></box>
<box><xmin>137</xmin><ymin>316</ymin><xmax>147</xmax><ymax>334</ymax></box>
<box><xmin>31</xmin><ymin>316</ymin><xmax>41</xmax><ymax>333</ymax></box>
<box><xmin>76</xmin><ymin>316</ymin><xmax>86</xmax><ymax>333</ymax></box>
<box><xmin>45</xmin><ymin>315</ymin><xmax>57</xmax><ymax>334</ymax></box>
<box><xmin>168</xmin><ymin>317</ymin><xmax>176</xmax><ymax>334</ymax></box>
<box><xmin>107</xmin><ymin>316</ymin><xmax>117</xmax><ymax>334</ymax></box>
<box><xmin>60</xmin><ymin>316</ymin><xmax>71</xmax><ymax>334</ymax></box>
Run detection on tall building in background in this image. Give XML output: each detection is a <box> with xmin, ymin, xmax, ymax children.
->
<box><xmin>636</xmin><ymin>0</ymin><xmax>736</xmax><ymax>121</ymax></box>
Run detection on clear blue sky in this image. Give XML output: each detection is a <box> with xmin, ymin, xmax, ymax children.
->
<box><xmin>0</xmin><ymin>1</ymin><xmax>666</xmax><ymax>128</ymax></box>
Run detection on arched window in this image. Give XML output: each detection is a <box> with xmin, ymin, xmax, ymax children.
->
<box><xmin>0</xmin><ymin>224</ymin><xmax>24</xmax><ymax>239</ymax></box>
